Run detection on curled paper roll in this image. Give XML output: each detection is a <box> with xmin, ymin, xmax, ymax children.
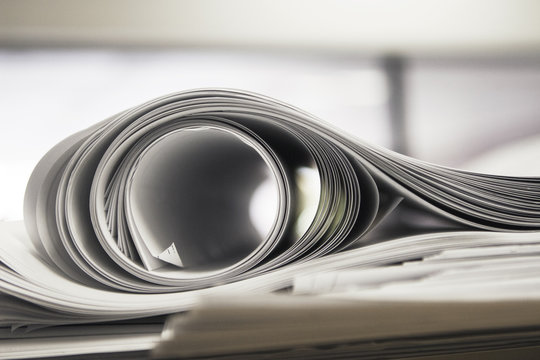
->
<box><xmin>23</xmin><ymin>89</ymin><xmax>540</xmax><ymax>292</ymax></box>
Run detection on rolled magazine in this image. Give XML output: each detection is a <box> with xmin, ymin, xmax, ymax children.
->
<box><xmin>22</xmin><ymin>88</ymin><xmax>540</xmax><ymax>292</ymax></box>
<box><xmin>2</xmin><ymin>88</ymin><xmax>540</xmax><ymax>358</ymax></box>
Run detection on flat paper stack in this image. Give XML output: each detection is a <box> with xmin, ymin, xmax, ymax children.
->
<box><xmin>2</xmin><ymin>89</ymin><xmax>540</xmax><ymax>359</ymax></box>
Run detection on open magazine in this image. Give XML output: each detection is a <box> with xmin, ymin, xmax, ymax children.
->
<box><xmin>1</xmin><ymin>89</ymin><xmax>540</xmax><ymax>359</ymax></box>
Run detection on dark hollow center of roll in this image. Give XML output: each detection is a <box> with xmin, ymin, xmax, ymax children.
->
<box><xmin>128</xmin><ymin>126</ymin><xmax>280</xmax><ymax>271</ymax></box>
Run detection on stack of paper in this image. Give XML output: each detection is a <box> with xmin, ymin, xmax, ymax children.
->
<box><xmin>1</xmin><ymin>89</ymin><xmax>540</xmax><ymax>359</ymax></box>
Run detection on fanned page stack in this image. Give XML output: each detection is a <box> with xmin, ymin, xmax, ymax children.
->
<box><xmin>2</xmin><ymin>89</ymin><xmax>540</xmax><ymax>359</ymax></box>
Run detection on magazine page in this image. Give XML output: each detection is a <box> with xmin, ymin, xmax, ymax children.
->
<box><xmin>1</xmin><ymin>89</ymin><xmax>540</xmax><ymax>359</ymax></box>
<box><xmin>21</xmin><ymin>89</ymin><xmax>540</xmax><ymax>293</ymax></box>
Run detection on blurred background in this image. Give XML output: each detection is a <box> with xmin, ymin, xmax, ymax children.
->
<box><xmin>1</xmin><ymin>0</ymin><xmax>540</xmax><ymax>220</ymax></box>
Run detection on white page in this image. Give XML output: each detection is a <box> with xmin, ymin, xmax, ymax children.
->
<box><xmin>155</xmin><ymin>294</ymin><xmax>540</xmax><ymax>358</ymax></box>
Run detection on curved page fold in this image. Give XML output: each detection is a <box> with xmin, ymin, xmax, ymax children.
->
<box><xmin>23</xmin><ymin>89</ymin><xmax>540</xmax><ymax>292</ymax></box>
